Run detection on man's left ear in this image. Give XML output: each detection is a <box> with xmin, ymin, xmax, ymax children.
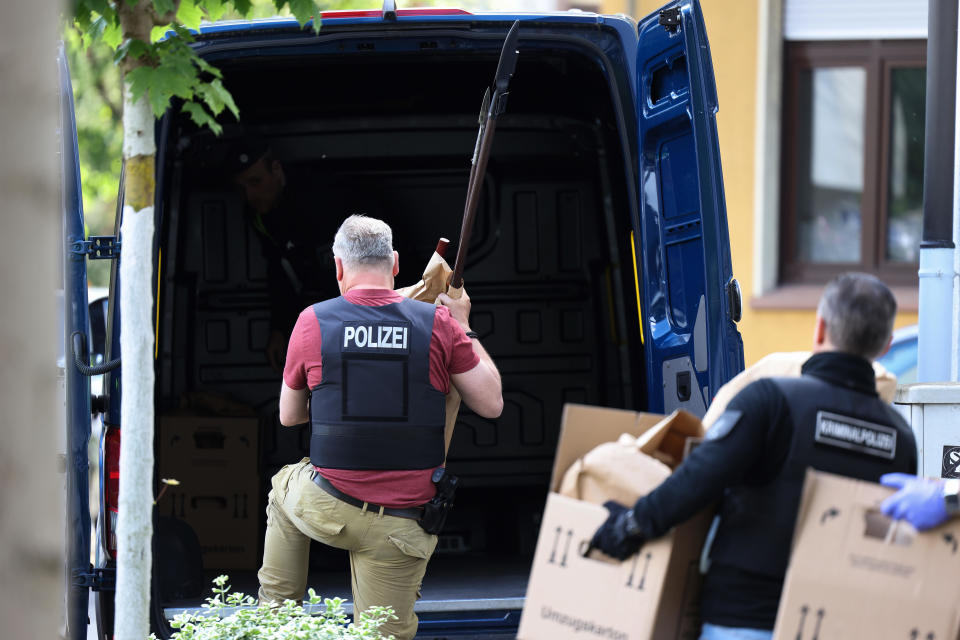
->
<box><xmin>392</xmin><ymin>251</ymin><xmax>399</xmax><ymax>277</ymax></box>
<box><xmin>335</xmin><ymin>256</ymin><xmax>344</xmax><ymax>282</ymax></box>
<box><xmin>877</xmin><ymin>334</ymin><xmax>893</xmax><ymax>359</ymax></box>
<box><xmin>812</xmin><ymin>313</ymin><xmax>828</xmax><ymax>349</ymax></box>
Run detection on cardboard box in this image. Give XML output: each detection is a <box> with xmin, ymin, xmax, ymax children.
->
<box><xmin>163</xmin><ymin>481</ymin><xmax>260</xmax><ymax>569</ymax></box>
<box><xmin>518</xmin><ymin>404</ymin><xmax>711</xmax><ymax>640</ymax></box>
<box><xmin>772</xmin><ymin>470</ymin><xmax>960</xmax><ymax>640</ymax></box>
<box><xmin>157</xmin><ymin>416</ymin><xmax>261</xmax><ymax>569</ymax></box>
<box><xmin>158</xmin><ymin>415</ymin><xmax>259</xmax><ymax>490</ymax></box>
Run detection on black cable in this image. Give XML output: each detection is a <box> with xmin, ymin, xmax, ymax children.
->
<box><xmin>71</xmin><ymin>331</ymin><xmax>121</xmax><ymax>376</ymax></box>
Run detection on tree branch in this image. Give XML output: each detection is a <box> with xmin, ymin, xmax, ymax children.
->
<box><xmin>148</xmin><ymin>0</ymin><xmax>183</xmax><ymax>27</ymax></box>
<box><xmin>117</xmin><ymin>1</ymin><xmax>156</xmax><ymax>71</ymax></box>
<box><xmin>85</xmin><ymin>47</ymin><xmax>122</xmax><ymax>121</ymax></box>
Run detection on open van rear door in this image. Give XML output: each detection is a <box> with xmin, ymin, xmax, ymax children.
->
<box><xmin>58</xmin><ymin>44</ymin><xmax>98</xmax><ymax>640</ymax></box>
<box><xmin>634</xmin><ymin>0</ymin><xmax>744</xmax><ymax>415</ymax></box>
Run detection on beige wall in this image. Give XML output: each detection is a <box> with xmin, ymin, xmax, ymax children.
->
<box><xmin>600</xmin><ymin>0</ymin><xmax>918</xmax><ymax>364</ymax></box>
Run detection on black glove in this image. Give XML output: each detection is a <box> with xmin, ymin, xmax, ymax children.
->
<box><xmin>588</xmin><ymin>500</ymin><xmax>645</xmax><ymax>561</ymax></box>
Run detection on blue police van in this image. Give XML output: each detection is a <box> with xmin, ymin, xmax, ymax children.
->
<box><xmin>61</xmin><ymin>0</ymin><xmax>743</xmax><ymax>637</ymax></box>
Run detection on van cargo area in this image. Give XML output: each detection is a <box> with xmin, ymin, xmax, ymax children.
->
<box><xmin>149</xmin><ymin>23</ymin><xmax>646</xmax><ymax>636</ymax></box>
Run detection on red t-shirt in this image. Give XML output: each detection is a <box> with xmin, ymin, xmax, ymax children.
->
<box><xmin>283</xmin><ymin>288</ymin><xmax>480</xmax><ymax>507</ymax></box>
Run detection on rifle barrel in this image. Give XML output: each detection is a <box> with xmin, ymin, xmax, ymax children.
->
<box><xmin>450</xmin><ymin>20</ymin><xmax>519</xmax><ymax>290</ymax></box>
<box><xmin>451</xmin><ymin>118</ymin><xmax>499</xmax><ymax>289</ymax></box>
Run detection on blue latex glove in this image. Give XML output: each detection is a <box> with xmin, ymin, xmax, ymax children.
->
<box><xmin>880</xmin><ymin>473</ymin><xmax>948</xmax><ymax>531</ymax></box>
<box><xmin>588</xmin><ymin>500</ymin><xmax>645</xmax><ymax>560</ymax></box>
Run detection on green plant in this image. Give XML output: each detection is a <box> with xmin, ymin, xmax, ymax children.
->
<box><xmin>149</xmin><ymin>574</ymin><xmax>397</xmax><ymax>639</ymax></box>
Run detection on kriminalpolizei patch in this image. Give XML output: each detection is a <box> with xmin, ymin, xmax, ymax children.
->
<box><xmin>814</xmin><ymin>411</ymin><xmax>897</xmax><ymax>459</ymax></box>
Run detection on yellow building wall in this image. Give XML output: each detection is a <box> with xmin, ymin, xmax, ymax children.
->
<box><xmin>600</xmin><ymin>0</ymin><xmax>918</xmax><ymax>364</ymax></box>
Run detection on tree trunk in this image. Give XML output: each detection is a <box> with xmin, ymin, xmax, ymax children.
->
<box><xmin>114</xmin><ymin>4</ymin><xmax>160</xmax><ymax>636</ymax></box>
<box><xmin>114</xmin><ymin>88</ymin><xmax>157</xmax><ymax>640</ymax></box>
<box><xmin>0</xmin><ymin>1</ymin><xmax>66</xmax><ymax>638</ymax></box>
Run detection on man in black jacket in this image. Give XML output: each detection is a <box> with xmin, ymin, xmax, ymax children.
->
<box><xmin>590</xmin><ymin>272</ymin><xmax>917</xmax><ymax>640</ymax></box>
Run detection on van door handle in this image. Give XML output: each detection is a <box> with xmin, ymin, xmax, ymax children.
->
<box><xmin>726</xmin><ymin>278</ymin><xmax>743</xmax><ymax>323</ymax></box>
<box><xmin>676</xmin><ymin>371</ymin><xmax>691</xmax><ymax>402</ymax></box>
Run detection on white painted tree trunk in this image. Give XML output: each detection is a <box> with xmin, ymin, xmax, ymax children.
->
<box><xmin>0</xmin><ymin>1</ymin><xmax>64</xmax><ymax>638</ymax></box>
<box><xmin>114</xmin><ymin>81</ymin><xmax>157</xmax><ymax>640</ymax></box>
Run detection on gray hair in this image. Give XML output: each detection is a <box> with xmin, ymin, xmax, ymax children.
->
<box><xmin>817</xmin><ymin>272</ymin><xmax>897</xmax><ymax>360</ymax></box>
<box><xmin>332</xmin><ymin>215</ymin><xmax>394</xmax><ymax>269</ymax></box>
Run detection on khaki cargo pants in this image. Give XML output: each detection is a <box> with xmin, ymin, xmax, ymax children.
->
<box><xmin>257</xmin><ymin>459</ymin><xmax>438</xmax><ymax>640</ymax></box>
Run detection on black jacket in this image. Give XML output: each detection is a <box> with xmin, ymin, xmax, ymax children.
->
<box><xmin>630</xmin><ymin>352</ymin><xmax>917</xmax><ymax>630</ymax></box>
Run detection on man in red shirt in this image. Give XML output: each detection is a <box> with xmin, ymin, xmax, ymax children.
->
<box><xmin>257</xmin><ymin>214</ymin><xmax>503</xmax><ymax>640</ymax></box>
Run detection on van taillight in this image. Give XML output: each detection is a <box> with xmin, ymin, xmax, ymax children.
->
<box><xmin>102</xmin><ymin>425</ymin><xmax>121</xmax><ymax>559</ymax></box>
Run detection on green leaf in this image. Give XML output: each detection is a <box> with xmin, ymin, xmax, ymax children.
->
<box><xmin>150</xmin><ymin>25</ymin><xmax>170</xmax><ymax>42</ymax></box>
<box><xmin>177</xmin><ymin>0</ymin><xmax>204</xmax><ymax>30</ymax></box>
<box><xmin>85</xmin><ymin>15</ymin><xmax>108</xmax><ymax>43</ymax></box>
<box><xmin>125</xmin><ymin>66</ymin><xmax>155</xmax><ymax>104</ymax></box>
<box><xmin>114</xmin><ymin>38</ymin><xmax>151</xmax><ymax>65</ymax></box>
<box><xmin>195</xmin><ymin>84</ymin><xmax>224</xmax><ymax>116</ymax></box>
<box><xmin>74</xmin><ymin>9</ymin><xmax>94</xmax><ymax>34</ymax></box>
<box><xmin>203</xmin><ymin>0</ymin><xmax>228</xmax><ymax>22</ymax></box>
<box><xmin>160</xmin><ymin>41</ymin><xmax>198</xmax><ymax>75</ymax></box>
<box><xmin>197</xmin><ymin>78</ymin><xmax>238</xmax><ymax>118</ymax></box>
<box><xmin>193</xmin><ymin>55</ymin><xmax>221</xmax><ymax>79</ymax></box>
<box><xmin>154</xmin><ymin>65</ymin><xmax>195</xmax><ymax>99</ymax></box>
<box><xmin>130</xmin><ymin>38</ymin><xmax>151</xmax><ymax>61</ymax></box>
<box><xmin>283</xmin><ymin>0</ymin><xmax>320</xmax><ymax>31</ymax></box>
<box><xmin>230</xmin><ymin>0</ymin><xmax>253</xmax><ymax>18</ymax></box>
<box><xmin>152</xmin><ymin>0</ymin><xmax>177</xmax><ymax>16</ymax></box>
<box><xmin>102</xmin><ymin>19</ymin><xmax>123</xmax><ymax>50</ymax></box>
<box><xmin>83</xmin><ymin>0</ymin><xmax>115</xmax><ymax>17</ymax></box>
<box><xmin>165</xmin><ymin>22</ymin><xmax>197</xmax><ymax>43</ymax></box>
<box><xmin>126</xmin><ymin>56</ymin><xmax>196</xmax><ymax>118</ymax></box>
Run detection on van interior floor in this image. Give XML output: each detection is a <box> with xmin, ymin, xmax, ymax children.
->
<box><xmin>165</xmin><ymin>552</ymin><xmax>531</xmax><ymax>617</ymax></box>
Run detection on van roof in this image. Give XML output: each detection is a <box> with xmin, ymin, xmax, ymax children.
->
<box><xmin>192</xmin><ymin>9</ymin><xmax>637</xmax><ymax>37</ymax></box>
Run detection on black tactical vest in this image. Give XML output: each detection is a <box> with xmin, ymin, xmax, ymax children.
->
<box><xmin>708</xmin><ymin>374</ymin><xmax>916</xmax><ymax>578</ymax></box>
<box><xmin>309</xmin><ymin>296</ymin><xmax>446</xmax><ymax>470</ymax></box>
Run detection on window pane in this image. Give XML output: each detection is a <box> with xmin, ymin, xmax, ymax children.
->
<box><xmin>795</xmin><ymin>67</ymin><xmax>866</xmax><ymax>263</ymax></box>
<box><xmin>886</xmin><ymin>66</ymin><xmax>925</xmax><ymax>262</ymax></box>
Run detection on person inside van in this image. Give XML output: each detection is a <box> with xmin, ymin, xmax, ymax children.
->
<box><xmin>228</xmin><ymin>136</ymin><xmax>339</xmax><ymax>372</ymax></box>
<box><xmin>589</xmin><ymin>272</ymin><xmax>918</xmax><ymax>640</ymax></box>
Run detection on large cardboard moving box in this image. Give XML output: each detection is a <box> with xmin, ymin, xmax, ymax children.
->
<box><xmin>158</xmin><ymin>416</ymin><xmax>260</xmax><ymax>570</ymax></box>
<box><xmin>773</xmin><ymin>470</ymin><xmax>960</xmax><ymax>640</ymax></box>
<box><xmin>518</xmin><ymin>404</ymin><xmax>711</xmax><ymax>640</ymax></box>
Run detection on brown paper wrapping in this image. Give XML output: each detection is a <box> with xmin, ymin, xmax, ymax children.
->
<box><xmin>702</xmin><ymin>351</ymin><xmax>898</xmax><ymax>428</ymax></box>
<box><xmin>396</xmin><ymin>249</ymin><xmax>460</xmax><ymax>456</ymax></box>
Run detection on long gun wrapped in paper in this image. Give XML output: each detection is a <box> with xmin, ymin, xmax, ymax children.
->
<box><xmin>397</xmin><ymin>23</ymin><xmax>520</xmax><ymax>456</ymax></box>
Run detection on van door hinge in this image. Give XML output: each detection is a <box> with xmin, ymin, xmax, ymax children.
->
<box><xmin>72</xmin><ymin>565</ymin><xmax>116</xmax><ymax>592</ymax></box>
<box><xmin>70</xmin><ymin>235</ymin><xmax>120</xmax><ymax>261</ymax></box>
<box><xmin>659</xmin><ymin>7</ymin><xmax>681</xmax><ymax>32</ymax></box>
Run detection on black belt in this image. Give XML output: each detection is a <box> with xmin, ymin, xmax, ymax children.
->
<box><xmin>311</xmin><ymin>472</ymin><xmax>424</xmax><ymax>521</ymax></box>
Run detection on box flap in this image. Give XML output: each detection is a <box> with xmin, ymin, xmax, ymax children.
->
<box><xmin>636</xmin><ymin>410</ymin><xmax>705</xmax><ymax>468</ymax></box>
<box><xmin>549</xmin><ymin>404</ymin><xmax>665</xmax><ymax>492</ymax></box>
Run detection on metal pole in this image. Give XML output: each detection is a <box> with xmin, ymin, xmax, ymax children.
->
<box><xmin>918</xmin><ymin>0</ymin><xmax>958</xmax><ymax>383</ymax></box>
<box><xmin>953</xmin><ymin>2</ymin><xmax>960</xmax><ymax>381</ymax></box>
